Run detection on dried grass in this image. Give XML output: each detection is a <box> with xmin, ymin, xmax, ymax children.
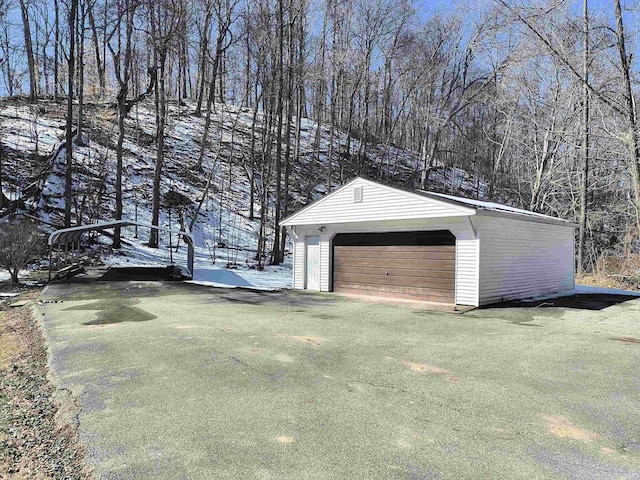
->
<box><xmin>540</xmin><ymin>414</ymin><xmax>600</xmax><ymax>442</ymax></box>
<box><xmin>0</xmin><ymin>299</ymin><xmax>90</xmax><ymax>478</ymax></box>
<box><xmin>579</xmin><ymin>253</ymin><xmax>640</xmax><ymax>290</ymax></box>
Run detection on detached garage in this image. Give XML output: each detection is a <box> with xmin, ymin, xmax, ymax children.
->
<box><xmin>281</xmin><ymin>177</ymin><xmax>576</xmax><ymax>307</ymax></box>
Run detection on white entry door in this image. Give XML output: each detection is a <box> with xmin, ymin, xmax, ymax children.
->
<box><xmin>306</xmin><ymin>236</ymin><xmax>321</xmax><ymax>291</ymax></box>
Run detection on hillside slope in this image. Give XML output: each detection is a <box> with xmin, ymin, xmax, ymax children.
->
<box><xmin>0</xmin><ymin>98</ymin><xmax>484</xmax><ymax>287</ymax></box>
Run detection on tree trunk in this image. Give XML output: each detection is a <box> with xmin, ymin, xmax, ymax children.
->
<box><xmin>420</xmin><ymin>130</ymin><xmax>439</xmax><ymax>189</ymax></box>
<box><xmin>180</xmin><ymin>18</ymin><xmax>188</xmax><ymax>98</ymax></box>
<box><xmin>2</xmin><ymin>26</ymin><xmax>14</xmax><ymax>97</ymax></box>
<box><xmin>194</xmin><ymin>8</ymin><xmax>212</xmax><ymax>116</ymax></box>
<box><xmin>88</xmin><ymin>3</ymin><xmax>105</xmax><ymax>97</ymax></box>
<box><xmin>218</xmin><ymin>48</ymin><xmax>225</xmax><ymax>103</ymax></box>
<box><xmin>244</xmin><ymin>28</ymin><xmax>251</xmax><ymax>107</ymax></box>
<box><xmin>577</xmin><ymin>0</ymin><xmax>590</xmax><ymax>276</ymax></box>
<box><xmin>248</xmin><ymin>97</ymin><xmax>261</xmax><ymax>220</ymax></box>
<box><xmin>270</xmin><ymin>0</ymin><xmax>285</xmax><ymax>265</ymax></box>
<box><xmin>280</xmin><ymin>1</ymin><xmax>296</xmax><ymax>258</ymax></box>
<box><xmin>54</xmin><ymin>0</ymin><xmax>59</xmax><ymax>100</ymax></box>
<box><xmin>110</xmin><ymin>0</ymin><xmax>138</xmax><ymax>248</ymax></box>
<box><xmin>19</xmin><ymin>0</ymin><xmax>38</xmax><ymax>102</ymax></box>
<box><xmin>196</xmin><ymin>27</ymin><xmax>228</xmax><ymax>170</ymax></box>
<box><xmin>76</xmin><ymin>0</ymin><xmax>86</xmax><ymax>146</ymax></box>
<box><xmin>64</xmin><ymin>0</ymin><xmax>78</xmax><ymax>228</ymax></box>
<box><xmin>149</xmin><ymin>51</ymin><xmax>167</xmax><ymax>248</ymax></box>
<box><xmin>614</xmin><ymin>0</ymin><xmax>640</xmax><ymax>235</ymax></box>
<box><xmin>0</xmin><ymin>146</ymin><xmax>5</xmax><ymax>209</ymax></box>
<box><xmin>113</xmin><ymin>98</ymin><xmax>126</xmax><ymax>249</ymax></box>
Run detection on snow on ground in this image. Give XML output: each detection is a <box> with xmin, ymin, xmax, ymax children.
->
<box><xmin>99</xmin><ymin>217</ymin><xmax>292</xmax><ymax>290</ymax></box>
<box><xmin>187</xmin><ymin>265</ymin><xmax>291</xmax><ymax>291</ymax></box>
<box><xmin>0</xmin><ymin>270</ymin><xmax>30</xmax><ymax>282</ymax></box>
<box><xmin>105</xmin><ymin>236</ymin><xmax>292</xmax><ymax>291</ymax></box>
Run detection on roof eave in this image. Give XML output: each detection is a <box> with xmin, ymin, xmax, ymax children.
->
<box><xmin>474</xmin><ymin>209</ymin><xmax>578</xmax><ymax>228</ymax></box>
<box><xmin>282</xmin><ymin>211</ymin><xmax>476</xmax><ymax>227</ymax></box>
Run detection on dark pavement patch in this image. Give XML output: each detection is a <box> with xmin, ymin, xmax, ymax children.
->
<box><xmin>63</xmin><ymin>298</ymin><xmax>157</xmax><ymax>325</ymax></box>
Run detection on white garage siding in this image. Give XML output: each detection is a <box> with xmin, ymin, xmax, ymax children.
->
<box><xmin>477</xmin><ymin>216</ymin><xmax>575</xmax><ymax>305</ymax></box>
<box><xmin>455</xmin><ymin>238</ymin><xmax>479</xmax><ymax>306</ymax></box>
<box><xmin>320</xmin><ymin>236</ymin><xmax>332</xmax><ymax>291</ymax></box>
<box><xmin>292</xmin><ymin>238</ymin><xmax>305</xmax><ymax>289</ymax></box>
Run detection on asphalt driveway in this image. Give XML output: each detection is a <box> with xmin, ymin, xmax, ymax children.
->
<box><xmin>37</xmin><ymin>282</ymin><xmax>640</xmax><ymax>479</ymax></box>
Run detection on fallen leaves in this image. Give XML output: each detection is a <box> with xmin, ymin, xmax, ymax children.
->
<box><xmin>540</xmin><ymin>414</ymin><xmax>600</xmax><ymax>442</ymax></box>
<box><xmin>291</xmin><ymin>336</ymin><xmax>322</xmax><ymax>346</ymax></box>
<box><xmin>400</xmin><ymin>359</ymin><xmax>450</xmax><ymax>375</ymax></box>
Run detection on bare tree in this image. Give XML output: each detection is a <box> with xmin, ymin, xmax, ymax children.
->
<box><xmin>0</xmin><ymin>146</ymin><xmax>7</xmax><ymax>210</ymax></box>
<box><xmin>76</xmin><ymin>0</ymin><xmax>86</xmax><ymax>144</ymax></box>
<box><xmin>148</xmin><ymin>0</ymin><xmax>184</xmax><ymax>248</ymax></box>
<box><xmin>613</xmin><ymin>0</ymin><xmax>640</xmax><ymax>234</ymax></box>
<box><xmin>0</xmin><ymin>217</ymin><xmax>44</xmax><ymax>284</ymax></box>
<box><xmin>87</xmin><ymin>0</ymin><xmax>105</xmax><ymax>96</ymax></box>
<box><xmin>577</xmin><ymin>0</ymin><xmax>590</xmax><ymax>274</ymax></box>
<box><xmin>195</xmin><ymin>0</ymin><xmax>238</xmax><ymax>170</ymax></box>
<box><xmin>64</xmin><ymin>0</ymin><xmax>78</xmax><ymax>228</ymax></box>
<box><xmin>18</xmin><ymin>0</ymin><xmax>38</xmax><ymax>101</ymax></box>
<box><xmin>107</xmin><ymin>0</ymin><xmax>152</xmax><ymax>248</ymax></box>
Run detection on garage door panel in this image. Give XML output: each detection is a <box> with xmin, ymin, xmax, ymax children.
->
<box><xmin>333</xmin><ymin>239</ymin><xmax>456</xmax><ymax>303</ymax></box>
<box><xmin>334</xmin><ymin>245</ymin><xmax>455</xmax><ymax>258</ymax></box>
<box><xmin>333</xmin><ymin>265</ymin><xmax>455</xmax><ymax>279</ymax></box>
<box><xmin>334</xmin><ymin>257</ymin><xmax>454</xmax><ymax>271</ymax></box>
<box><xmin>335</xmin><ymin>267</ymin><xmax>454</xmax><ymax>285</ymax></box>
<box><xmin>335</xmin><ymin>273</ymin><xmax>454</xmax><ymax>289</ymax></box>
<box><xmin>334</xmin><ymin>251</ymin><xmax>455</xmax><ymax>261</ymax></box>
<box><xmin>333</xmin><ymin>283</ymin><xmax>455</xmax><ymax>302</ymax></box>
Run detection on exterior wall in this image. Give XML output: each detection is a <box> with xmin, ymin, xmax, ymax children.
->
<box><xmin>455</xmin><ymin>237</ymin><xmax>479</xmax><ymax>306</ymax></box>
<box><xmin>287</xmin><ymin>218</ymin><xmax>480</xmax><ymax>306</ymax></box>
<box><xmin>283</xmin><ymin>178</ymin><xmax>472</xmax><ymax>226</ymax></box>
<box><xmin>320</xmin><ymin>235</ymin><xmax>332</xmax><ymax>291</ymax></box>
<box><xmin>292</xmin><ymin>237</ymin><xmax>305</xmax><ymax>289</ymax></box>
<box><xmin>477</xmin><ymin>216</ymin><xmax>575</xmax><ymax>305</ymax></box>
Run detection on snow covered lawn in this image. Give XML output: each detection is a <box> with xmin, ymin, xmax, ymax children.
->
<box><xmin>188</xmin><ymin>265</ymin><xmax>291</xmax><ymax>290</ymax></box>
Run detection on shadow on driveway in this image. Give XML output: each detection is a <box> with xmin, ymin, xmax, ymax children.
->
<box><xmin>485</xmin><ymin>293</ymin><xmax>640</xmax><ymax>311</ymax></box>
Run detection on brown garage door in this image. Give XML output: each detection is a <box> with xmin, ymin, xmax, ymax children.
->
<box><xmin>332</xmin><ymin>231</ymin><xmax>455</xmax><ymax>303</ymax></box>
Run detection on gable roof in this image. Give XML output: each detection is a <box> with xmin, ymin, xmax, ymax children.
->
<box><xmin>414</xmin><ymin>190</ymin><xmax>576</xmax><ymax>226</ymax></box>
<box><xmin>281</xmin><ymin>177</ymin><xmax>475</xmax><ymax>226</ymax></box>
<box><xmin>281</xmin><ymin>177</ymin><xmax>576</xmax><ymax>227</ymax></box>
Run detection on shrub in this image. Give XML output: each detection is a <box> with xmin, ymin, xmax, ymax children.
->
<box><xmin>0</xmin><ymin>217</ymin><xmax>45</xmax><ymax>284</ymax></box>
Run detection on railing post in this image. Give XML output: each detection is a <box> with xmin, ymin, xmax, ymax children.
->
<box><xmin>48</xmin><ymin>246</ymin><xmax>52</xmax><ymax>282</ymax></box>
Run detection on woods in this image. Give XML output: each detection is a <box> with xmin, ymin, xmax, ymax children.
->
<box><xmin>1</xmin><ymin>0</ymin><xmax>640</xmax><ymax>272</ymax></box>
